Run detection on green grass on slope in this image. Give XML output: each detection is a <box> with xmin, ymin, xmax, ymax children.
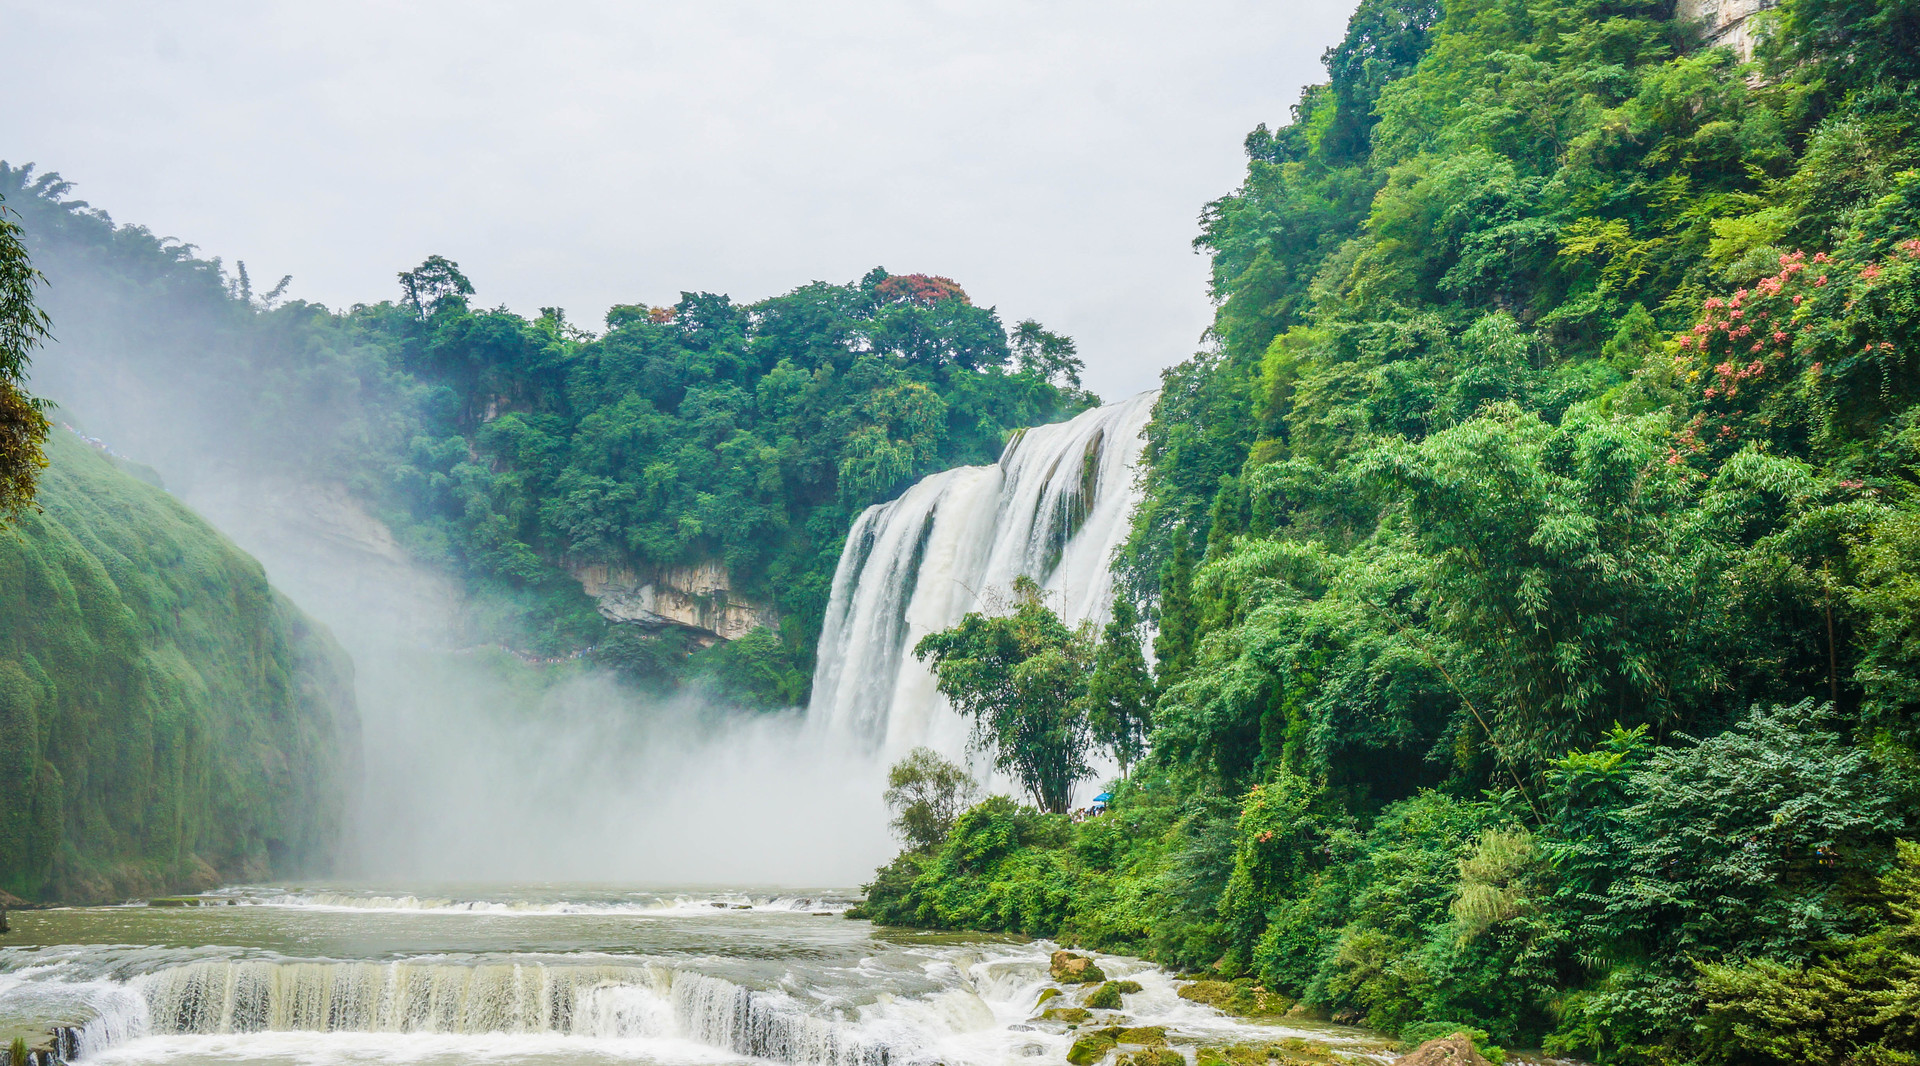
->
<box><xmin>0</xmin><ymin>431</ymin><xmax>358</xmax><ymax>902</ymax></box>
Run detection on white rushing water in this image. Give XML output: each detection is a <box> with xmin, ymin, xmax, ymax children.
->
<box><xmin>0</xmin><ymin>889</ymin><xmax>1398</xmax><ymax>1066</ymax></box>
<box><xmin>807</xmin><ymin>391</ymin><xmax>1156</xmax><ymax>759</ymax></box>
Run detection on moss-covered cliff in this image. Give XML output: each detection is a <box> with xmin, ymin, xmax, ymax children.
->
<box><xmin>0</xmin><ymin>430</ymin><xmax>358</xmax><ymax>902</ymax></box>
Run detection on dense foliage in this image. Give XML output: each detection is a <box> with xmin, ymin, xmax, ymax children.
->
<box><xmin>0</xmin><ymin>163</ymin><xmax>1093</xmax><ymax>703</ymax></box>
<box><xmin>0</xmin><ymin>431</ymin><xmax>357</xmax><ymax>902</ymax></box>
<box><xmin>865</xmin><ymin>1</ymin><xmax>1920</xmax><ymax>1061</ymax></box>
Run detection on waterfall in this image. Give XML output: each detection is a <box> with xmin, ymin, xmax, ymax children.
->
<box><xmin>807</xmin><ymin>391</ymin><xmax>1156</xmax><ymax>757</ymax></box>
<box><xmin>76</xmin><ymin>959</ymin><xmax>901</xmax><ymax>1066</ymax></box>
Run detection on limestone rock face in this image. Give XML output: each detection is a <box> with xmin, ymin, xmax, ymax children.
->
<box><xmin>573</xmin><ymin>560</ymin><xmax>777</xmax><ymax>643</ymax></box>
<box><xmin>1677</xmin><ymin>0</ymin><xmax>1775</xmax><ymax>60</ymax></box>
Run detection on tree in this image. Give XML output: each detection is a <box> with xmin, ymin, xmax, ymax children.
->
<box><xmin>398</xmin><ymin>254</ymin><xmax>475</xmax><ymax>319</ymax></box>
<box><xmin>1152</xmin><ymin>531</ymin><xmax>1199</xmax><ymax>685</ymax></box>
<box><xmin>1011</xmin><ymin>319</ymin><xmax>1085</xmax><ymax>387</ymax></box>
<box><xmin>914</xmin><ymin>576</ymin><xmax>1095</xmax><ymax>813</ymax></box>
<box><xmin>1359</xmin><ymin>411</ymin><xmax>1739</xmax><ymax>768</ymax></box>
<box><xmin>0</xmin><ymin>195</ymin><xmax>50</xmax><ymax>525</ymax></box>
<box><xmin>883</xmin><ymin>747</ymin><xmax>978</xmax><ymax>852</ymax></box>
<box><xmin>1087</xmin><ymin>594</ymin><xmax>1154</xmax><ymax>776</ymax></box>
<box><xmin>1319</xmin><ymin>0</ymin><xmax>1443</xmax><ymax>162</ymax></box>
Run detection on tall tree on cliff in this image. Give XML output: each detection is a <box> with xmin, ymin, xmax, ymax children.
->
<box><xmin>1088</xmin><ymin>594</ymin><xmax>1155</xmax><ymax>777</ymax></box>
<box><xmin>0</xmin><ymin>194</ymin><xmax>51</xmax><ymax>524</ymax></box>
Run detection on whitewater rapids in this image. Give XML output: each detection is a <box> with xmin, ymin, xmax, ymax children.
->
<box><xmin>0</xmin><ymin>885</ymin><xmax>1397</xmax><ymax>1066</ymax></box>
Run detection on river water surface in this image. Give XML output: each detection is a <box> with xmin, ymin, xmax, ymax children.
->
<box><xmin>0</xmin><ymin>884</ymin><xmax>1398</xmax><ymax>1066</ymax></box>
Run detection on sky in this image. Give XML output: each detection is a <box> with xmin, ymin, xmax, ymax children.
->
<box><xmin>3</xmin><ymin>0</ymin><xmax>1354</xmax><ymax>400</ymax></box>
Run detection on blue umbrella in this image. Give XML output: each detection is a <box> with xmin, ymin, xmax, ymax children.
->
<box><xmin>1093</xmin><ymin>792</ymin><xmax>1113</xmax><ymax>803</ymax></box>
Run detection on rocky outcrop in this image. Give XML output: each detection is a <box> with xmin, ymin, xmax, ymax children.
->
<box><xmin>572</xmin><ymin>560</ymin><xmax>777</xmax><ymax>643</ymax></box>
<box><xmin>1678</xmin><ymin>0</ymin><xmax>1776</xmax><ymax>60</ymax></box>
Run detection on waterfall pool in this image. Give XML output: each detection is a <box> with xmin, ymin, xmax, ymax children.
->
<box><xmin>0</xmin><ymin>883</ymin><xmax>1401</xmax><ymax>1066</ymax></box>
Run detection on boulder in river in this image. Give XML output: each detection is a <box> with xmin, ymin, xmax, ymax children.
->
<box><xmin>1050</xmin><ymin>950</ymin><xmax>1107</xmax><ymax>983</ymax></box>
<box><xmin>1088</xmin><ymin>979</ymin><xmax>1144</xmax><ymax>1008</ymax></box>
<box><xmin>1041</xmin><ymin>1007</ymin><xmax>1092</xmax><ymax>1024</ymax></box>
<box><xmin>1066</xmin><ymin>1031</ymin><xmax>1117</xmax><ymax>1065</ymax></box>
<box><xmin>1197</xmin><ymin>1039</ymin><xmax>1339</xmax><ymax>1066</ymax></box>
<box><xmin>1177</xmin><ymin>978</ymin><xmax>1292</xmax><ymax>1017</ymax></box>
<box><xmin>1393</xmin><ymin>1033</ymin><xmax>1493</xmax><ymax>1066</ymax></box>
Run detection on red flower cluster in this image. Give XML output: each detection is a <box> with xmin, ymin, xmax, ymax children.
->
<box><xmin>1670</xmin><ymin>242</ymin><xmax>1917</xmax><ymax>465</ymax></box>
<box><xmin>874</xmin><ymin>273</ymin><xmax>972</xmax><ymax>307</ymax></box>
<box><xmin>1667</xmin><ymin>253</ymin><xmax>1822</xmax><ymax>462</ymax></box>
<box><xmin>1683</xmin><ymin>261</ymin><xmax>1801</xmax><ymax>400</ymax></box>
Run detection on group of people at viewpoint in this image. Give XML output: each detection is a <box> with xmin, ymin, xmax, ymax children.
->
<box><xmin>1070</xmin><ymin>792</ymin><xmax>1112</xmax><ymax>823</ymax></box>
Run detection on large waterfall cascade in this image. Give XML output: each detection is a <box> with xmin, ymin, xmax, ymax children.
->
<box><xmin>807</xmin><ymin>391</ymin><xmax>1157</xmax><ymax>759</ymax></box>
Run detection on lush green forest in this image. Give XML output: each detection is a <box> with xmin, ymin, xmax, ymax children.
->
<box><xmin>0</xmin><ymin>431</ymin><xmax>357</xmax><ymax>903</ymax></box>
<box><xmin>860</xmin><ymin>0</ymin><xmax>1920</xmax><ymax>1062</ymax></box>
<box><xmin>0</xmin><ymin>167</ymin><xmax>1094</xmax><ymax>702</ymax></box>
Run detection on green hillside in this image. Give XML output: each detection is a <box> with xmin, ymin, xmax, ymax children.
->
<box><xmin>0</xmin><ymin>430</ymin><xmax>357</xmax><ymax>902</ymax></box>
<box><xmin>862</xmin><ymin>1</ymin><xmax>1920</xmax><ymax>1062</ymax></box>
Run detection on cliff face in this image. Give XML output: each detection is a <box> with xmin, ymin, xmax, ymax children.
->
<box><xmin>1679</xmin><ymin>0</ymin><xmax>1776</xmax><ymax>59</ymax></box>
<box><xmin>572</xmin><ymin>560</ymin><xmax>778</xmax><ymax>645</ymax></box>
<box><xmin>0</xmin><ymin>431</ymin><xmax>360</xmax><ymax>902</ymax></box>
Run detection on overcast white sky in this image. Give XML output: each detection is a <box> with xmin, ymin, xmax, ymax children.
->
<box><xmin>3</xmin><ymin>0</ymin><xmax>1353</xmax><ymax>400</ymax></box>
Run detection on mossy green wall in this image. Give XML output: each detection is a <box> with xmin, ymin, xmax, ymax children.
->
<box><xmin>0</xmin><ymin>431</ymin><xmax>358</xmax><ymax>902</ymax></box>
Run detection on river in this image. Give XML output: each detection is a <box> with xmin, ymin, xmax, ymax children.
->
<box><xmin>0</xmin><ymin>883</ymin><xmax>1398</xmax><ymax>1065</ymax></box>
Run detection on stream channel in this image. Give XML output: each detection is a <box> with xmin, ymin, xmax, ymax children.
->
<box><xmin>0</xmin><ymin>883</ymin><xmax>1399</xmax><ymax>1066</ymax></box>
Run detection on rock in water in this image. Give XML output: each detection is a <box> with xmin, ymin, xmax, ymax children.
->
<box><xmin>1394</xmin><ymin>1033</ymin><xmax>1493</xmax><ymax>1066</ymax></box>
<box><xmin>1051</xmin><ymin>950</ymin><xmax>1108</xmax><ymax>983</ymax></box>
<box><xmin>1041</xmin><ymin>1007</ymin><xmax>1091</xmax><ymax>1024</ymax></box>
<box><xmin>1067</xmin><ymin>1031</ymin><xmax>1117</xmax><ymax>1066</ymax></box>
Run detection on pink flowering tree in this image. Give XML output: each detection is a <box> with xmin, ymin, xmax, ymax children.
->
<box><xmin>1670</xmin><ymin>236</ymin><xmax>1920</xmax><ymax>467</ymax></box>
